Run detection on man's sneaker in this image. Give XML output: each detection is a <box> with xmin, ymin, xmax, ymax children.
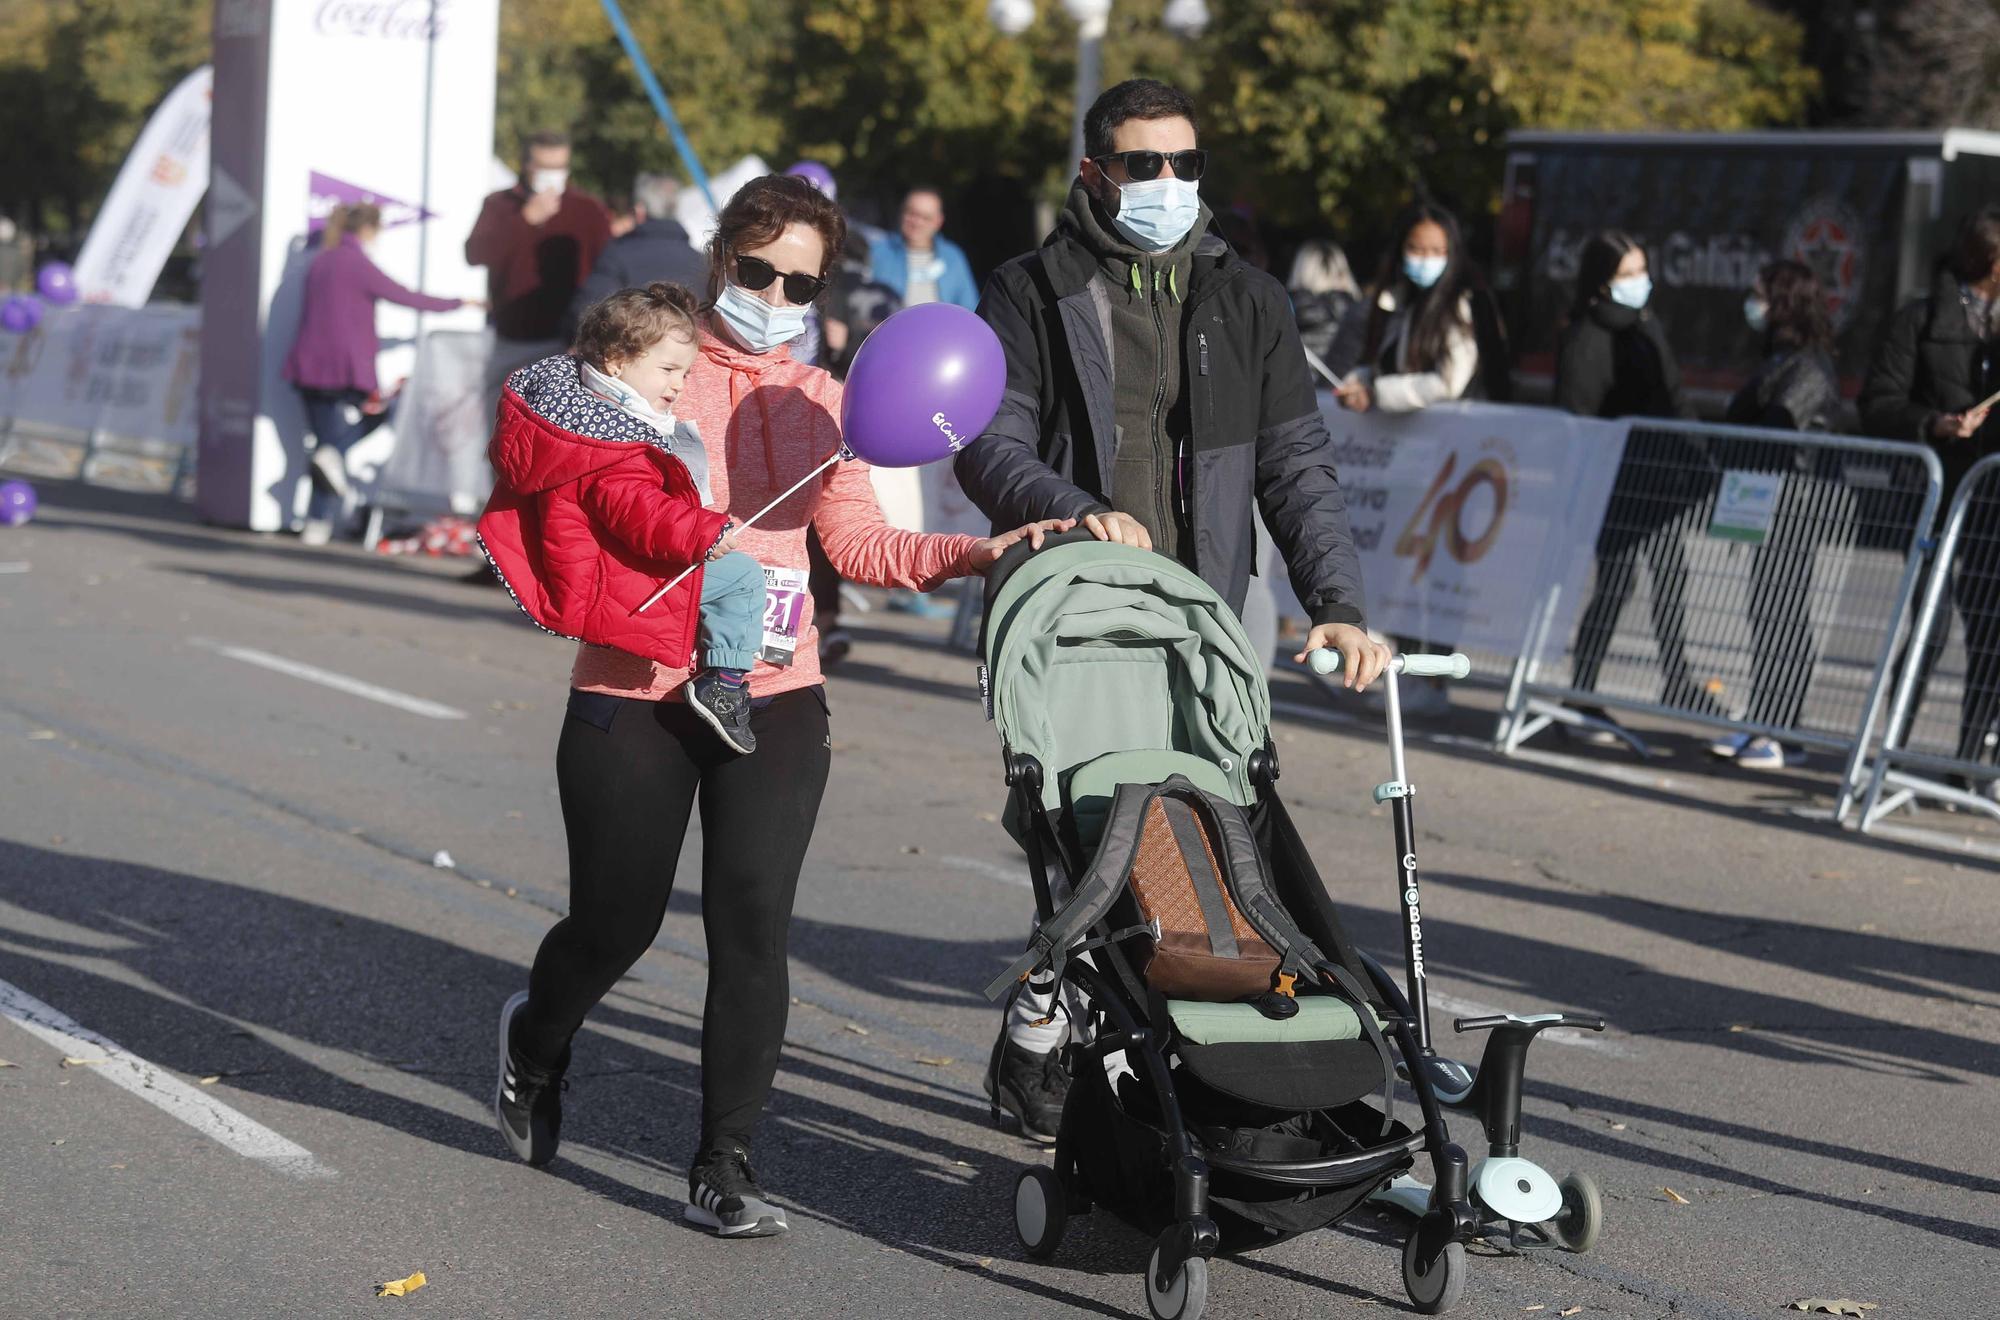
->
<box><xmin>494</xmin><ymin>991</ymin><xmax>567</xmax><ymax>1166</ymax></box>
<box><xmin>984</xmin><ymin>1030</ymin><xmax>1068</xmax><ymax>1144</ymax></box>
<box><xmin>818</xmin><ymin>627</ymin><xmax>853</xmax><ymax>668</ymax></box>
<box><xmin>1711</xmin><ymin>733</ymin><xmax>1802</xmax><ymax>770</ymax></box>
<box><xmin>686</xmin><ymin>672</ymin><xmax>756</xmax><ymax>754</ymax></box>
<box><xmin>685</xmin><ymin>1145</ymin><xmax>789</xmax><ymax>1238</ymax></box>
<box><xmin>1561</xmin><ymin>705</ymin><xmax>1631</xmax><ymax>749</ymax></box>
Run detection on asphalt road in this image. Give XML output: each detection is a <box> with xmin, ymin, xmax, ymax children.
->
<box><xmin>1</xmin><ymin>481</ymin><xmax>1995</xmax><ymax>1319</ymax></box>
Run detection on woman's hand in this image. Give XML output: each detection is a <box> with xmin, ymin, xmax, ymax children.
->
<box><xmin>1932</xmin><ymin>406</ymin><xmax>1992</xmax><ymax>441</ymax></box>
<box><xmin>967</xmin><ymin>518</ymin><xmax>1076</xmax><ymax>571</ymax></box>
<box><xmin>1334</xmin><ymin>379</ymin><xmax>1373</xmax><ymax>413</ymax></box>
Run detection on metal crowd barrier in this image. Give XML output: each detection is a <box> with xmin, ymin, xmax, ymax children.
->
<box><xmin>1852</xmin><ymin>453</ymin><xmax>2000</xmax><ymax>828</ymax></box>
<box><xmin>1494</xmin><ymin>419</ymin><xmax>1942</xmax><ymax>815</ymax></box>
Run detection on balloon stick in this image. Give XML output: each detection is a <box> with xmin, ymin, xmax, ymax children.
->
<box><xmin>633</xmin><ymin>449</ymin><xmax>847</xmax><ymax>615</ymax></box>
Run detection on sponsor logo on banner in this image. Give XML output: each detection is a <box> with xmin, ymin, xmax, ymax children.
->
<box><xmin>1783</xmin><ymin>196</ymin><xmax>1867</xmax><ymax>330</ymax></box>
<box><xmin>1393</xmin><ymin>443</ymin><xmax>1511</xmax><ymax>579</ymax></box>
<box><xmin>1708</xmin><ymin>469</ymin><xmax>1784</xmax><ymax>544</ymax></box>
<box><xmin>315</xmin><ymin>0</ymin><xmax>452</xmax><ymax>39</ymax></box>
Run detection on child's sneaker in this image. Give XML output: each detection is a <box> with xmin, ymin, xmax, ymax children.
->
<box><xmin>687</xmin><ymin>671</ymin><xmax>756</xmax><ymax>754</ymax></box>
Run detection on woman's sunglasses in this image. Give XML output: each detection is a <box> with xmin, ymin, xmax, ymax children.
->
<box><xmin>733</xmin><ymin>253</ymin><xmax>827</xmax><ymax>306</ymax></box>
<box><xmin>1092</xmin><ymin>149</ymin><xmax>1208</xmax><ymax>184</ymax></box>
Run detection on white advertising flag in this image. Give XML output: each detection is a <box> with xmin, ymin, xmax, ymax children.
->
<box><xmin>72</xmin><ymin>66</ymin><xmax>214</xmax><ymax>308</ymax></box>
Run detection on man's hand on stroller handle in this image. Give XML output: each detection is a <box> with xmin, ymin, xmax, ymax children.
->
<box><xmin>1309</xmin><ymin>645</ymin><xmax>1471</xmax><ymax>684</ymax></box>
<box><xmin>1297</xmin><ymin>623</ymin><xmax>1392</xmax><ymax>690</ymax></box>
<box><xmin>1081</xmin><ymin>511</ymin><xmax>1153</xmax><ymax>550</ymax></box>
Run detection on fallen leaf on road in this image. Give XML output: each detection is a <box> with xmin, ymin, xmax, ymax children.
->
<box><xmin>51</xmin><ymin>1139</ymin><xmax>65</xmax><ymax>1146</ymax></box>
<box><xmin>0</xmin><ymin>1058</ymin><xmax>17</xmax><ymax>1068</ymax></box>
<box><xmin>976</xmin><ymin>1257</ymin><xmax>992</xmax><ymax>1268</ymax></box>
<box><xmin>1785</xmin><ymin>1303</ymin><xmax>1877</xmax><ymax>1317</ymax></box>
<box><xmin>843</xmin><ymin>1023</ymin><xmax>870</xmax><ymax>1036</ymax></box>
<box><xmin>914</xmin><ymin>1055</ymin><xmax>954</xmax><ymax>1067</ymax></box>
<box><xmin>431</xmin><ymin>850</ymin><xmax>455</xmax><ymax>869</ymax></box>
<box><xmin>1561</xmin><ymin>1309</ymin><xmax>1582</xmax><ymax>1317</ymax></box>
<box><xmin>198</xmin><ymin>1076</ymin><xmax>221</xmax><ymax>1086</ymax></box>
<box><xmin>374</xmin><ymin>1272</ymin><xmax>427</xmax><ymax>1298</ymax></box>
<box><xmin>1662</xmin><ymin>1186</ymin><xmax>1690</xmax><ymax>1204</ymax></box>
<box><xmin>27</xmin><ymin>730</ymin><xmax>58</xmax><ymax>740</ymax></box>
<box><xmin>1728</xmin><ymin>1023</ymin><xmax>1752</xmax><ymax>1033</ymax></box>
<box><xmin>1608</xmin><ymin>1122</ymin><xmax>1626</xmax><ymax>1131</ymax></box>
<box><xmin>61</xmin><ymin>1056</ymin><xmax>106</xmax><ymax>1068</ymax></box>
<box><xmin>1524</xmin><ymin>1307</ymin><xmax>1546</xmax><ymax>1313</ymax></box>
<box><xmin>901</xmin><ymin>845</ymin><xmax>923</xmax><ymax>855</ymax></box>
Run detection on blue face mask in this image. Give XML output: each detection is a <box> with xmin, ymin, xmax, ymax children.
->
<box><xmin>1109</xmin><ymin>176</ymin><xmax>1202</xmax><ymax>253</ymax></box>
<box><xmin>714</xmin><ymin>281</ymin><xmax>808</xmax><ymax>355</ymax></box>
<box><xmin>1609</xmin><ymin>274</ymin><xmax>1653</xmax><ymax>310</ymax></box>
<box><xmin>1403</xmin><ymin>254</ymin><xmax>1447</xmax><ymax>288</ymax></box>
<box><xmin>1744</xmin><ymin>295</ymin><xmax>1768</xmax><ymax>333</ymax></box>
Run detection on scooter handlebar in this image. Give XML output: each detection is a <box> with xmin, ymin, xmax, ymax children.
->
<box><xmin>1308</xmin><ymin>649</ymin><xmax>1472</xmax><ymax>680</ymax></box>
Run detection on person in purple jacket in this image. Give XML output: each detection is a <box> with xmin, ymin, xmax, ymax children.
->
<box><xmin>282</xmin><ymin>203</ymin><xmax>478</xmax><ymax>542</ymax></box>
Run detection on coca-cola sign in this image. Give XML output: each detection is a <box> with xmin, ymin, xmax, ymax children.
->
<box><xmin>315</xmin><ymin>0</ymin><xmax>450</xmax><ymax>40</ymax></box>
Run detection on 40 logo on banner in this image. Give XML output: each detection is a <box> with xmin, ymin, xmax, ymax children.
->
<box><xmin>1394</xmin><ymin>448</ymin><xmax>1509</xmax><ymax>580</ymax></box>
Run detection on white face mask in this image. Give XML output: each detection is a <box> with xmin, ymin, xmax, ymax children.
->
<box><xmin>1609</xmin><ymin>274</ymin><xmax>1653</xmax><ymax>310</ymax></box>
<box><xmin>715</xmin><ymin>281</ymin><xmax>809</xmax><ymax>355</ymax></box>
<box><xmin>1109</xmin><ymin>176</ymin><xmax>1202</xmax><ymax>253</ymax></box>
<box><xmin>530</xmin><ymin>168</ymin><xmax>568</xmax><ymax>196</ymax></box>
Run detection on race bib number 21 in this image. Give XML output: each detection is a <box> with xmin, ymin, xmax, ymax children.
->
<box><xmin>758</xmin><ymin>566</ymin><xmax>811</xmax><ymax>666</ymax></box>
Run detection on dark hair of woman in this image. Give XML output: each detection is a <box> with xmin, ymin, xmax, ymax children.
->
<box><xmin>1360</xmin><ymin>200</ymin><xmax>1472</xmax><ymax>374</ymax></box>
<box><xmin>1945</xmin><ymin>204</ymin><xmax>2000</xmax><ymax>284</ymax></box>
<box><xmin>1757</xmin><ymin>258</ymin><xmax>1832</xmax><ymax>353</ymax></box>
<box><xmin>1569</xmin><ymin>229</ymin><xmax>1645</xmax><ymax>321</ymax></box>
<box><xmin>703</xmin><ymin>174</ymin><xmax>846</xmax><ymax>307</ymax></box>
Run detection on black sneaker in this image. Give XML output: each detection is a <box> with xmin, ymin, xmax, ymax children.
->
<box><xmin>685</xmin><ymin>1145</ymin><xmax>789</xmax><ymax>1238</ymax></box>
<box><xmin>494</xmin><ymin>991</ymin><xmax>567</xmax><ymax>1166</ymax></box>
<box><xmin>687</xmin><ymin>672</ymin><xmax>756</xmax><ymax>754</ymax></box>
<box><xmin>984</xmin><ymin>1027</ymin><xmax>1068</xmax><ymax>1144</ymax></box>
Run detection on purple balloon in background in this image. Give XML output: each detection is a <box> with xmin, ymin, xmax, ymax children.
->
<box><xmin>785</xmin><ymin>160</ymin><xmax>837</xmax><ymax>200</ymax></box>
<box><xmin>1</xmin><ymin>295</ymin><xmax>44</xmax><ymax>334</ymax></box>
<box><xmin>36</xmin><ymin>261</ymin><xmax>77</xmax><ymax>304</ymax></box>
<box><xmin>0</xmin><ymin>480</ymin><xmax>36</xmax><ymax>527</ymax></box>
<box><xmin>839</xmin><ymin>304</ymin><xmax>1005</xmax><ymax>469</ymax></box>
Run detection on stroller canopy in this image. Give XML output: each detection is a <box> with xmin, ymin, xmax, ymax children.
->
<box><xmin>984</xmin><ymin>539</ymin><xmax>1272</xmax><ymax>821</ymax></box>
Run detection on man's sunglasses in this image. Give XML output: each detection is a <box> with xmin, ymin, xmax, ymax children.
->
<box><xmin>733</xmin><ymin>253</ymin><xmax>827</xmax><ymax>305</ymax></box>
<box><xmin>1092</xmin><ymin>149</ymin><xmax>1208</xmax><ymax>183</ymax></box>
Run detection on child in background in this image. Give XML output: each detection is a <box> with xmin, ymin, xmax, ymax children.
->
<box><xmin>478</xmin><ymin>282</ymin><xmax>768</xmax><ymax>753</ymax></box>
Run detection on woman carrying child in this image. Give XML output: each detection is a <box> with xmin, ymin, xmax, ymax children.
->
<box><xmin>477</xmin><ymin>173</ymin><xmax>1066</xmax><ymax>1239</ymax></box>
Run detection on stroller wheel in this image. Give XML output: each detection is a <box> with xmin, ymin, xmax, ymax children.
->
<box><xmin>1401</xmin><ymin>1231</ymin><xmax>1466</xmax><ymax>1315</ymax></box>
<box><xmin>1013</xmin><ymin>1167</ymin><xmax>1066</xmax><ymax>1260</ymax></box>
<box><xmin>1551</xmin><ymin>1170</ymin><xmax>1604</xmax><ymax>1253</ymax></box>
<box><xmin>1145</xmin><ymin>1233</ymin><xmax>1209</xmax><ymax>1320</ymax></box>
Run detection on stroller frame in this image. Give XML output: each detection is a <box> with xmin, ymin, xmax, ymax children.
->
<box><xmin>1001</xmin><ymin>740</ymin><xmax>1479</xmax><ymax>1315</ymax></box>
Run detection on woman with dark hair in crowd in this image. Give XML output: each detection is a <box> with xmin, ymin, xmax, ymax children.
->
<box><xmin>1332</xmin><ymin>201</ymin><xmax>1485</xmax><ymax>714</ymax></box>
<box><xmin>1555</xmin><ymin>230</ymin><xmax>1714</xmax><ymax>742</ymax></box>
<box><xmin>487</xmin><ymin>174</ymin><xmax>1064</xmax><ymax>1236</ymax></box>
<box><xmin>1709</xmin><ymin>259</ymin><xmax>1842</xmax><ymax>770</ymax></box>
<box><xmin>1863</xmin><ymin>206</ymin><xmax>2000</xmax><ymax>782</ymax></box>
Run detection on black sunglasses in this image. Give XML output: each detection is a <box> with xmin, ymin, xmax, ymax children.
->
<box><xmin>1092</xmin><ymin>148</ymin><xmax>1208</xmax><ymax>183</ymax></box>
<box><xmin>733</xmin><ymin>253</ymin><xmax>827</xmax><ymax>306</ymax></box>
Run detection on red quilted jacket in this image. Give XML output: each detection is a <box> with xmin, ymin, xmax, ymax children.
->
<box><xmin>476</xmin><ymin>354</ymin><xmax>730</xmax><ymax>667</ymax></box>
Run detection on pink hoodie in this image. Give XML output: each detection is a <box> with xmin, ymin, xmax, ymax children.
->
<box><xmin>570</xmin><ymin>330</ymin><xmax>980</xmax><ymax>702</ymax></box>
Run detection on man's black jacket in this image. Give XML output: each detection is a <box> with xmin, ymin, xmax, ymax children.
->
<box><xmin>953</xmin><ymin>195</ymin><xmax>1366</xmax><ymax>628</ymax></box>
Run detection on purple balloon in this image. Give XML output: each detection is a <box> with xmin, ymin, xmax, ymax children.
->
<box><xmin>0</xmin><ymin>480</ymin><xmax>35</xmax><ymax>527</ymax></box>
<box><xmin>785</xmin><ymin>160</ymin><xmax>837</xmax><ymax>200</ymax></box>
<box><xmin>36</xmin><ymin>261</ymin><xmax>77</xmax><ymax>304</ymax></box>
<box><xmin>840</xmin><ymin>304</ymin><xmax>1005</xmax><ymax>469</ymax></box>
<box><xmin>1</xmin><ymin>295</ymin><xmax>43</xmax><ymax>334</ymax></box>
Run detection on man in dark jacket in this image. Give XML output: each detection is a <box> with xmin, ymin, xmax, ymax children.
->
<box><xmin>559</xmin><ymin>172</ymin><xmax>708</xmax><ymax>343</ymax></box>
<box><xmin>957</xmin><ymin>78</ymin><xmax>1387</xmax><ymax>1143</ymax></box>
<box><xmin>464</xmin><ymin>130</ymin><xmax>613</xmax><ymax>346</ymax></box>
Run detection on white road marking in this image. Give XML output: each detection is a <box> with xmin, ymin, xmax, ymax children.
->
<box><xmin>189</xmin><ymin>638</ymin><xmax>467</xmax><ymax>721</ymax></box>
<box><xmin>0</xmin><ymin>976</ymin><xmax>335</xmax><ymax>1179</ymax></box>
<box><xmin>936</xmin><ymin>854</ymin><xmax>1029</xmax><ymax>887</ymax></box>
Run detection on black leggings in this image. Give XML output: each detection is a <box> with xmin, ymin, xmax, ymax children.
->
<box><xmin>517</xmin><ymin>686</ymin><xmax>832</xmax><ymax>1154</ymax></box>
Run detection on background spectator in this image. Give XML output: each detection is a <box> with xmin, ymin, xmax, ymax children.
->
<box><xmin>867</xmin><ymin>186</ymin><xmax>977</xmax><ymax>310</ymax></box>
<box><xmin>1287</xmin><ymin>238</ymin><xmax>1359</xmax><ymax>370</ymax></box>
<box><xmin>465</xmin><ymin>130</ymin><xmax>612</xmax><ymax>347</ymax></box>
<box><xmin>561</xmin><ymin>172</ymin><xmax>707</xmax><ymax>344</ymax></box>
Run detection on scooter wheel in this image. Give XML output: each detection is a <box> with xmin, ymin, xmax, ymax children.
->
<box><xmin>1401</xmin><ymin>1231</ymin><xmax>1467</xmax><ymax>1315</ymax></box>
<box><xmin>1145</xmin><ymin>1233</ymin><xmax>1209</xmax><ymax>1320</ymax></box>
<box><xmin>1013</xmin><ymin>1167</ymin><xmax>1066</xmax><ymax>1259</ymax></box>
<box><xmin>1552</xmin><ymin>1170</ymin><xmax>1603</xmax><ymax>1253</ymax></box>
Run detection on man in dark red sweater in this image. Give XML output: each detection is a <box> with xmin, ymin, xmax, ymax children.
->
<box><xmin>465</xmin><ymin>130</ymin><xmax>613</xmax><ymax>345</ymax></box>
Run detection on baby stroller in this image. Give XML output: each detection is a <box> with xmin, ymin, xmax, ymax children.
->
<box><xmin>977</xmin><ymin>534</ymin><xmax>1478</xmax><ymax>1317</ymax></box>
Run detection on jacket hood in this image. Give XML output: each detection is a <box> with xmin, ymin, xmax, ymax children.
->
<box><xmin>494</xmin><ymin>354</ymin><xmax>680</xmax><ymax>494</ymax></box>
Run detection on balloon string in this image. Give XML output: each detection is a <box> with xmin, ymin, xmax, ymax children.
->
<box><xmin>633</xmin><ymin>451</ymin><xmax>844</xmax><ymax>615</ymax></box>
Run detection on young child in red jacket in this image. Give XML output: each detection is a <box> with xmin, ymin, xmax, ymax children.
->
<box><xmin>477</xmin><ymin>283</ymin><xmax>767</xmax><ymax>753</ymax></box>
